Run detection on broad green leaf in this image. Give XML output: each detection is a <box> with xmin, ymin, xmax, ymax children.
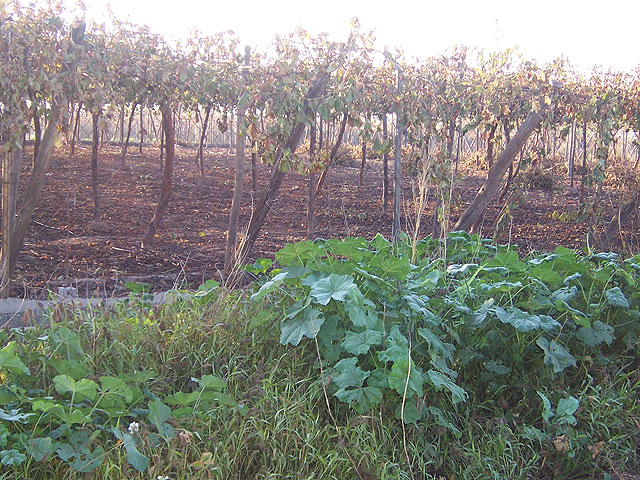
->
<box><xmin>554</xmin><ymin>300</ymin><xmax>590</xmax><ymax>327</ymax></box>
<box><xmin>53</xmin><ymin>376</ymin><xmax>98</xmax><ymax>402</ymax></box>
<box><xmin>341</xmin><ymin>330</ymin><xmax>383</xmax><ymax>356</ymax></box>
<box><xmin>593</xmin><ymin>266</ymin><xmax>615</xmax><ymax>285</ymax></box>
<box><xmin>417</xmin><ymin>328</ymin><xmax>454</xmax><ymax>363</ymax></box>
<box><xmin>70</xmin><ymin>446</ymin><xmax>104</xmax><ymax>472</ymax></box>
<box><xmin>280</xmin><ymin>266</ymin><xmax>310</xmax><ymax>279</ymax></box>
<box><xmin>605</xmin><ymin>287</ymin><xmax>629</xmax><ymax>309</ymax></box>
<box><xmin>1</xmin><ymin>449</ymin><xmax>26</xmax><ymax>466</ymax></box>
<box><xmin>49</xmin><ymin>358</ymin><xmax>88</xmax><ymax>380</ymax></box>
<box><xmin>480</xmin><ymin>281</ymin><xmax>522</xmax><ymax>293</ymax></box>
<box><xmin>333</xmin><ymin>358</ymin><xmax>369</xmax><ymax>388</ymax></box>
<box><xmin>27</xmin><ymin>437</ymin><xmax>54</xmax><ymax>462</ymax></box>
<box><xmin>528</xmin><ymin>253</ymin><xmax>557</xmax><ymax>265</ymax></box>
<box><xmin>164</xmin><ymin>391</ymin><xmax>199</xmax><ymax>406</ymax></box>
<box><xmin>394</xmin><ymin>399</ymin><xmax>421</xmax><ymax>424</ymax></box>
<box><xmin>54</xmin><ymin>431</ymin><xmax>104</xmax><ymax>472</ymax></box>
<box><xmin>403</xmin><ymin>295</ymin><xmax>439</xmax><ymax>326</ymax></box>
<box><xmin>446</xmin><ymin>263</ymin><xmax>479</xmax><ymax>276</ymax></box>
<box><xmin>148</xmin><ymin>399</ymin><xmax>171</xmax><ymax>428</ymax></box>
<box><xmin>369</xmin><ymin>254</ymin><xmax>411</xmax><ymax>280</ymax></box>
<box><xmin>378</xmin><ymin>326</ymin><xmax>409</xmax><ymax>363</ymax></box>
<box><xmin>309</xmin><ymin>274</ymin><xmax>355</xmax><ymax>305</ymax></box>
<box><xmin>522</xmin><ymin>425</ymin><xmax>551</xmax><ymax>442</ymax></box>
<box><xmin>417</xmin><ymin>268</ymin><xmax>442</xmax><ymax>289</ymax></box>
<box><xmin>563</xmin><ymin>273</ymin><xmax>582</xmax><ymax>285</ymax></box>
<box><xmin>388</xmin><ymin>358</ymin><xmax>424</xmax><ymax>397</ymax></box>
<box><xmin>427</xmin><ymin>370</ymin><xmax>467</xmax><ymax>404</ymax></box>
<box><xmin>31</xmin><ymin>400</ymin><xmax>57</xmax><ymax>413</ymax></box>
<box><xmin>335</xmin><ymin>384</ymin><xmax>381</xmax><ymax>413</ymax></box>
<box><xmin>193</xmin><ymin>375</ymin><xmax>226</xmax><ymax>391</ymax></box>
<box><xmin>100</xmin><ymin>376</ymin><xmax>133</xmax><ymax>403</ymax></box>
<box><xmin>556</xmin><ymin>396</ymin><xmax>579</xmax><ymax>426</ymax></box>
<box><xmin>528</xmin><ymin>292</ymin><xmax>554</xmax><ymax>311</ymax></box>
<box><xmin>55</xmin><ymin>409</ymin><xmax>92</xmax><ymax>424</ymax></box>
<box><xmin>53</xmin><ymin>375</ymin><xmax>76</xmax><ymax>395</ymax></box>
<box><xmin>0</xmin><ymin>342</ymin><xmax>30</xmax><ymax>376</ymax></box>
<box><xmin>537</xmin><ymin>391</ymin><xmax>554</xmax><ymax>423</ymax></box>
<box><xmin>250</xmin><ymin>272</ymin><xmax>288</xmax><ymax>301</ymax></box>
<box><xmin>49</xmin><ymin>327</ymin><xmax>83</xmax><ymax>357</ymax></box>
<box><xmin>275</xmin><ymin>240</ymin><xmax>324</xmax><ymax>266</ymax></box>
<box><xmin>483</xmin><ymin>361</ymin><xmax>511</xmax><ymax>375</ymax></box>
<box><xmin>495</xmin><ymin>307</ymin><xmax>560</xmax><ymax>333</ymax></box>
<box><xmin>370</xmin><ymin>233</ymin><xmax>392</xmax><ymax>251</ymax></box>
<box><xmin>120</xmin><ymin>370</ymin><xmax>156</xmax><ymax>384</ymax></box>
<box><xmin>427</xmin><ymin>406</ymin><xmax>462</xmax><ymax>437</ymax></box>
<box><xmin>54</xmin><ymin>442</ymin><xmax>75</xmax><ymax>461</ymax></box>
<box><xmin>464</xmin><ymin>299</ymin><xmax>494</xmax><ymax>327</ymax></box>
<box><xmin>591</xmin><ymin>252</ymin><xmax>618</xmax><ymax>262</ymax></box>
<box><xmin>0</xmin><ymin>425</ymin><xmax>8</xmax><ymax>448</ymax></box>
<box><xmin>576</xmin><ymin>321</ymin><xmax>615</xmax><ymax>347</ymax></box>
<box><xmin>485</xmin><ymin>251</ymin><xmax>525</xmax><ymax>271</ymax></box>
<box><xmin>443</xmin><ymin>297</ymin><xmax>472</xmax><ymax>315</ymax></box>
<box><xmin>553</xmin><ymin>247</ymin><xmax>579</xmax><ymax>270</ymax></box>
<box><xmin>536</xmin><ymin>337</ymin><xmax>576</xmax><ymax>373</ymax></box>
<box><xmin>198</xmin><ymin>391</ymin><xmax>238</xmax><ymax>408</ymax></box>
<box><xmin>551</xmin><ymin>286</ymin><xmax>578</xmax><ymax>303</ymax></box>
<box><xmin>112</xmin><ymin>429</ymin><xmax>149</xmax><ymax>472</ymax></box>
<box><xmin>430</xmin><ymin>357</ymin><xmax>458</xmax><ymax>380</ymax></box>
<box><xmin>480</xmin><ymin>266</ymin><xmax>510</xmax><ymax>275</ymax></box>
<box><xmin>0</xmin><ymin>408</ymin><xmax>34</xmax><ymax>422</ymax></box>
<box><xmin>344</xmin><ymin>290</ymin><xmax>379</xmax><ymax>329</ymax></box>
<box><xmin>243</xmin><ymin>258</ymin><xmax>272</xmax><ymax>275</ymax></box>
<box><xmin>528</xmin><ymin>265</ymin><xmax>562</xmax><ymax>287</ymax></box>
<box><xmin>0</xmin><ymin>386</ymin><xmax>17</xmax><ymax>405</ymax></box>
<box><xmin>280</xmin><ymin>308</ymin><xmax>325</xmax><ymax>346</ymax></box>
<box><xmin>326</xmin><ymin>237</ymin><xmax>368</xmax><ymax>261</ymax></box>
<box><xmin>285</xmin><ymin>298</ymin><xmax>312</xmax><ymax>319</ymax></box>
<box><xmin>353</xmin><ymin>266</ymin><xmax>394</xmax><ymax>290</ymax></box>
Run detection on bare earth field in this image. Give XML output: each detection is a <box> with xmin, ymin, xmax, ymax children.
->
<box><xmin>10</xmin><ymin>144</ymin><xmax>639</xmax><ymax>298</ymax></box>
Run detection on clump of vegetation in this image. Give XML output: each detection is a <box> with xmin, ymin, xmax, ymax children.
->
<box><xmin>257</xmin><ymin>232</ymin><xmax>640</xmax><ymax>478</ymax></box>
<box><xmin>605</xmin><ymin>166</ymin><xmax>640</xmax><ymax>192</ymax></box>
<box><xmin>522</xmin><ymin>166</ymin><xmax>556</xmax><ymax>191</ymax></box>
<box><xmin>1</xmin><ymin>234</ymin><xmax>639</xmax><ymax>479</ymax></box>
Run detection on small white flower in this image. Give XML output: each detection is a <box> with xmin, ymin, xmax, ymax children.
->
<box><xmin>127</xmin><ymin>422</ymin><xmax>140</xmax><ymax>435</ymax></box>
<box><xmin>157</xmin><ymin>476</ymin><xmax>170</xmax><ymax>480</ymax></box>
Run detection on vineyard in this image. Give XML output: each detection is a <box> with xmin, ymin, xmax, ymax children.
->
<box><xmin>1</xmin><ymin>3</ymin><xmax>640</xmax><ymax>296</ymax></box>
<box><xmin>1</xmin><ymin>2</ymin><xmax>640</xmax><ymax>479</ymax></box>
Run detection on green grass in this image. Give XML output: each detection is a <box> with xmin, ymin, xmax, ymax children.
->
<box><xmin>0</xmin><ymin>293</ymin><xmax>423</xmax><ymax>479</ymax></box>
<box><xmin>1</xmin><ymin>236</ymin><xmax>640</xmax><ymax>479</ymax></box>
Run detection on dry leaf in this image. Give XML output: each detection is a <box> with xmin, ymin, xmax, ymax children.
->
<box><xmin>553</xmin><ymin>434</ymin><xmax>570</xmax><ymax>454</ymax></box>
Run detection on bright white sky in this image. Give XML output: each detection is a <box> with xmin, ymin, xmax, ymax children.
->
<box><xmin>64</xmin><ymin>0</ymin><xmax>640</xmax><ymax>72</ymax></box>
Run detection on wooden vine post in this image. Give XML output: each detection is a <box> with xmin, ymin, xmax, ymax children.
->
<box><xmin>1</xmin><ymin>147</ymin><xmax>22</xmax><ymax>298</ymax></box>
<box><xmin>224</xmin><ymin>45</ymin><xmax>251</xmax><ymax>274</ymax></box>
<box><xmin>382</xmin><ymin>114</ymin><xmax>389</xmax><ymax>215</ymax></box>
<box><xmin>91</xmin><ymin>112</ymin><xmax>101</xmax><ymax>218</ymax></box>
<box><xmin>392</xmin><ymin>66</ymin><xmax>403</xmax><ymax>243</ymax></box>
<box><xmin>307</xmin><ymin>122</ymin><xmax>317</xmax><ymax>240</ymax></box>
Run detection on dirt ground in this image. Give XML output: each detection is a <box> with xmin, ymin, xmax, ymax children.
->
<box><xmin>10</xmin><ymin>144</ymin><xmax>639</xmax><ymax>298</ymax></box>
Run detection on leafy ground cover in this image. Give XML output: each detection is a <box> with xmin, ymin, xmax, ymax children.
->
<box><xmin>1</xmin><ymin>233</ymin><xmax>639</xmax><ymax>479</ymax></box>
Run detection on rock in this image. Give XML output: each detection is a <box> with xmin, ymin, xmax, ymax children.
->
<box><xmin>57</xmin><ymin>286</ymin><xmax>78</xmax><ymax>299</ymax></box>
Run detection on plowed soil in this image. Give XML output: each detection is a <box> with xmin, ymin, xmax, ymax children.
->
<box><xmin>10</xmin><ymin>144</ymin><xmax>639</xmax><ymax>298</ymax></box>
